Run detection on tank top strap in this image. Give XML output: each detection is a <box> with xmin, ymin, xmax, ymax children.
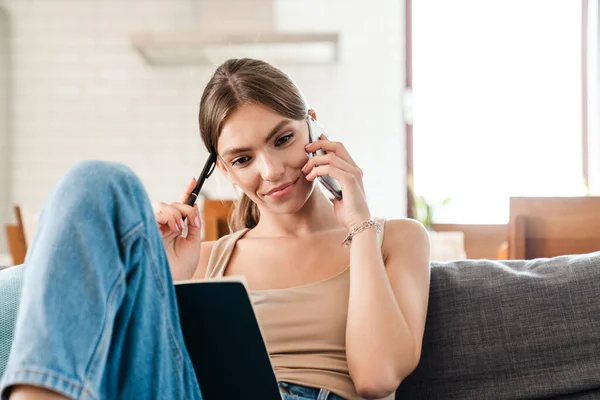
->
<box><xmin>375</xmin><ymin>217</ymin><xmax>387</xmax><ymax>248</ymax></box>
<box><xmin>205</xmin><ymin>218</ymin><xmax>386</xmax><ymax>278</ymax></box>
<box><xmin>204</xmin><ymin>228</ymin><xmax>250</xmax><ymax>278</ymax></box>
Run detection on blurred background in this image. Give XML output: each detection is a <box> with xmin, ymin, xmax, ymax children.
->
<box><xmin>0</xmin><ymin>0</ymin><xmax>598</xmax><ymax>263</ymax></box>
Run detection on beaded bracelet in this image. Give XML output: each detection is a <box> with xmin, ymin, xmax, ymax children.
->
<box><xmin>342</xmin><ymin>219</ymin><xmax>381</xmax><ymax>249</ymax></box>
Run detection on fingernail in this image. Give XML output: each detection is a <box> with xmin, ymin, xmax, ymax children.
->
<box><xmin>175</xmin><ymin>222</ymin><xmax>180</xmax><ymax>232</ymax></box>
<box><xmin>194</xmin><ymin>217</ymin><xmax>201</xmax><ymax>228</ymax></box>
<box><xmin>301</xmin><ymin>164</ymin><xmax>308</xmax><ymax>172</ymax></box>
<box><xmin>179</xmin><ymin>219</ymin><xmax>185</xmax><ymax>230</ymax></box>
<box><xmin>305</xmin><ymin>143</ymin><xmax>311</xmax><ymax>149</ymax></box>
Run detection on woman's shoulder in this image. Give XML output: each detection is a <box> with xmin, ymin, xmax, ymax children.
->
<box><xmin>194</xmin><ymin>228</ymin><xmax>250</xmax><ymax>279</ymax></box>
<box><xmin>379</xmin><ymin>218</ymin><xmax>429</xmax><ymax>259</ymax></box>
<box><xmin>381</xmin><ymin>217</ymin><xmax>427</xmax><ymax>234</ymax></box>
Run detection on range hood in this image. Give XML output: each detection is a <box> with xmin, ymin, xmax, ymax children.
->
<box><xmin>131</xmin><ymin>0</ymin><xmax>339</xmax><ymax>66</ymax></box>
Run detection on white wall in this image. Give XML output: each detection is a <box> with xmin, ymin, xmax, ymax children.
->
<box><xmin>0</xmin><ymin>0</ymin><xmax>406</xmax><ymax>238</ymax></box>
<box><xmin>276</xmin><ymin>0</ymin><xmax>407</xmax><ymax>220</ymax></box>
<box><xmin>0</xmin><ymin>7</ymin><xmax>9</xmax><ymax>254</ymax></box>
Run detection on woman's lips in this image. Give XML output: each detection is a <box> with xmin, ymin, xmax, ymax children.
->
<box><xmin>266</xmin><ymin>178</ymin><xmax>299</xmax><ymax>198</ymax></box>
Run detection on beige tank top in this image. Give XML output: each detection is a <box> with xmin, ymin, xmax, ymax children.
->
<box><xmin>204</xmin><ymin>219</ymin><xmax>386</xmax><ymax>400</ymax></box>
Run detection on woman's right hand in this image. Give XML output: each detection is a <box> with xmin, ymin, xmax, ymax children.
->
<box><xmin>154</xmin><ymin>178</ymin><xmax>203</xmax><ymax>281</ymax></box>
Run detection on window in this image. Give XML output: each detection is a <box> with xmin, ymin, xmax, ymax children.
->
<box><xmin>411</xmin><ymin>0</ymin><xmax>584</xmax><ymax>224</ymax></box>
<box><xmin>587</xmin><ymin>0</ymin><xmax>600</xmax><ymax>192</ymax></box>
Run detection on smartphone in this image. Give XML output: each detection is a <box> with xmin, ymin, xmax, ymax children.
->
<box><xmin>306</xmin><ymin>115</ymin><xmax>343</xmax><ymax>200</ymax></box>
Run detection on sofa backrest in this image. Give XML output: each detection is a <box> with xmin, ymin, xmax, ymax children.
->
<box><xmin>2</xmin><ymin>256</ymin><xmax>600</xmax><ymax>399</ymax></box>
<box><xmin>396</xmin><ymin>253</ymin><xmax>600</xmax><ymax>399</ymax></box>
<box><xmin>0</xmin><ymin>265</ymin><xmax>23</xmax><ymax>378</ymax></box>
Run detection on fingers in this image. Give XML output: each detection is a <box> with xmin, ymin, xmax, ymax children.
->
<box><xmin>179</xmin><ymin>177</ymin><xmax>198</xmax><ymax>204</ymax></box>
<box><xmin>304</xmin><ymin>134</ymin><xmax>357</xmax><ymax>166</ymax></box>
<box><xmin>155</xmin><ymin>201</ymin><xmax>202</xmax><ymax>235</ymax></box>
<box><xmin>305</xmin><ymin>164</ymin><xmax>354</xmax><ymax>186</ymax></box>
<box><xmin>303</xmin><ymin>156</ymin><xmax>365</xmax><ymax>194</ymax></box>
<box><xmin>171</xmin><ymin>202</ymin><xmax>201</xmax><ymax>228</ymax></box>
<box><xmin>155</xmin><ymin>202</ymin><xmax>184</xmax><ymax>234</ymax></box>
<box><xmin>184</xmin><ymin>204</ymin><xmax>203</xmax><ymax>242</ymax></box>
<box><xmin>302</xmin><ymin>153</ymin><xmax>362</xmax><ymax>178</ymax></box>
<box><xmin>155</xmin><ymin>209</ymin><xmax>182</xmax><ymax>235</ymax></box>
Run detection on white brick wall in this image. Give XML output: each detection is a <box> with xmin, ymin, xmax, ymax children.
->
<box><xmin>1</xmin><ymin>0</ymin><xmax>406</xmax><ymax>244</ymax></box>
<box><xmin>277</xmin><ymin>0</ymin><xmax>407</xmax><ymax>220</ymax></box>
<box><xmin>0</xmin><ymin>7</ymin><xmax>9</xmax><ymax>254</ymax></box>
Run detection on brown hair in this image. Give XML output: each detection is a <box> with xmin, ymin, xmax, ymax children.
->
<box><xmin>198</xmin><ymin>58</ymin><xmax>308</xmax><ymax>231</ymax></box>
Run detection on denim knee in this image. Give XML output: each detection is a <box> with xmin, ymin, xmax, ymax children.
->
<box><xmin>38</xmin><ymin>160</ymin><xmax>152</xmax><ymax>242</ymax></box>
<box><xmin>61</xmin><ymin>160</ymin><xmax>142</xmax><ymax>195</ymax></box>
<box><xmin>53</xmin><ymin>160</ymin><xmax>144</xmax><ymax>208</ymax></box>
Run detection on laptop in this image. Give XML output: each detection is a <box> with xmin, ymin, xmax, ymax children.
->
<box><xmin>174</xmin><ymin>278</ymin><xmax>282</xmax><ymax>400</ymax></box>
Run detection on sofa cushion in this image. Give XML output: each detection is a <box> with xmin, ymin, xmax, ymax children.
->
<box><xmin>0</xmin><ymin>265</ymin><xmax>24</xmax><ymax>378</ymax></box>
<box><xmin>396</xmin><ymin>252</ymin><xmax>600</xmax><ymax>399</ymax></box>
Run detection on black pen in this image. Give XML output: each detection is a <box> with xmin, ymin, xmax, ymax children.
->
<box><xmin>183</xmin><ymin>151</ymin><xmax>217</xmax><ymax>220</ymax></box>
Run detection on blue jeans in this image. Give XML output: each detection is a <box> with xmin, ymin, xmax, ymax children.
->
<box><xmin>0</xmin><ymin>161</ymin><xmax>203</xmax><ymax>399</ymax></box>
<box><xmin>278</xmin><ymin>382</ymin><xmax>346</xmax><ymax>400</ymax></box>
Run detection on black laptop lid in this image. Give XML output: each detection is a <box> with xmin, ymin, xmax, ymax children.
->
<box><xmin>174</xmin><ymin>280</ymin><xmax>281</xmax><ymax>400</ymax></box>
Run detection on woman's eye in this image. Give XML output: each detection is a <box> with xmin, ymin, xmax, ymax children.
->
<box><xmin>231</xmin><ymin>156</ymin><xmax>250</xmax><ymax>166</ymax></box>
<box><xmin>275</xmin><ymin>133</ymin><xmax>294</xmax><ymax>147</ymax></box>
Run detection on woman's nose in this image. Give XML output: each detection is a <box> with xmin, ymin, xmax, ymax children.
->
<box><xmin>259</xmin><ymin>154</ymin><xmax>285</xmax><ymax>182</ymax></box>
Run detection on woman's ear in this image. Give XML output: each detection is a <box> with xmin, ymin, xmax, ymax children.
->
<box><xmin>308</xmin><ymin>109</ymin><xmax>317</xmax><ymax>120</ymax></box>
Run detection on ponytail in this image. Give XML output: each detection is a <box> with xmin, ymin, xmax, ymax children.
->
<box><xmin>229</xmin><ymin>192</ymin><xmax>260</xmax><ymax>231</ymax></box>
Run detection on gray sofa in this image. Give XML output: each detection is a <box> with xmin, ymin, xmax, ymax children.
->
<box><xmin>396</xmin><ymin>253</ymin><xmax>600</xmax><ymax>399</ymax></box>
<box><xmin>1</xmin><ymin>253</ymin><xmax>599</xmax><ymax>399</ymax></box>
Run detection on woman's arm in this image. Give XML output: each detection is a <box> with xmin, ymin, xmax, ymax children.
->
<box><xmin>302</xmin><ymin>134</ymin><xmax>431</xmax><ymax>398</ymax></box>
<box><xmin>345</xmin><ymin>218</ymin><xmax>430</xmax><ymax>399</ymax></box>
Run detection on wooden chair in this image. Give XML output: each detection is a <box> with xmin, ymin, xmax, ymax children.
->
<box><xmin>507</xmin><ymin>196</ymin><xmax>600</xmax><ymax>259</ymax></box>
<box><xmin>202</xmin><ymin>200</ymin><xmax>235</xmax><ymax>241</ymax></box>
<box><xmin>4</xmin><ymin>205</ymin><xmax>27</xmax><ymax>265</ymax></box>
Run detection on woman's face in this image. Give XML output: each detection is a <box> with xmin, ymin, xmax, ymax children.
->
<box><xmin>216</xmin><ymin>103</ymin><xmax>316</xmax><ymax>214</ymax></box>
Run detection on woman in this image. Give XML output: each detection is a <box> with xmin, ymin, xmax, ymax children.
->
<box><xmin>1</xmin><ymin>58</ymin><xmax>430</xmax><ymax>400</ymax></box>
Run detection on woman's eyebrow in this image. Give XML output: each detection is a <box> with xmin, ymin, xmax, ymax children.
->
<box><xmin>264</xmin><ymin>119</ymin><xmax>291</xmax><ymax>143</ymax></box>
<box><xmin>220</xmin><ymin>119</ymin><xmax>292</xmax><ymax>158</ymax></box>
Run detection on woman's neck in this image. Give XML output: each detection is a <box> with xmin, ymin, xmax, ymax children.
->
<box><xmin>251</xmin><ymin>190</ymin><xmax>343</xmax><ymax>238</ymax></box>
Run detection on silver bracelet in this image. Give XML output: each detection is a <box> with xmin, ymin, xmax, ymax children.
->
<box><xmin>342</xmin><ymin>219</ymin><xmax>381</xmax><ymax>249</ymax></box>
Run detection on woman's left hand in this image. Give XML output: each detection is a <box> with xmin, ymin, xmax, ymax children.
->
<box><xmin>302</xmin><ymin>134</ymin><xmax>372</xmax><ymax>229</ymax></box>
